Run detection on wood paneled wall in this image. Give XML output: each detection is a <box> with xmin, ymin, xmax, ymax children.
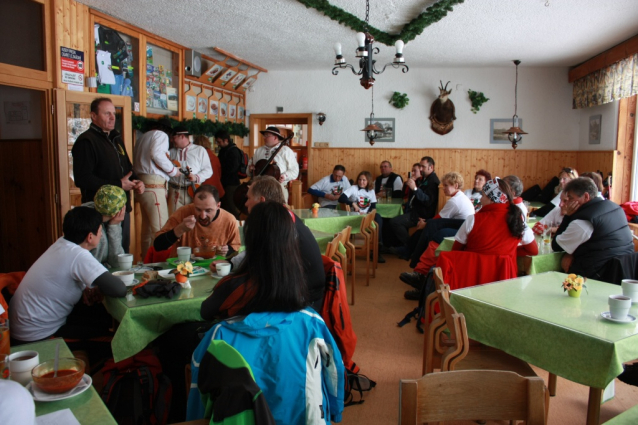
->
<box><xmin>53</xmin><ymin>0</ymin><xmax>90</xmax><ymax>90</ymax></box>
<box><xmin>309</xmin><ymin>148</ymin><xmax>616</xmax><ymax>196</ymax></box>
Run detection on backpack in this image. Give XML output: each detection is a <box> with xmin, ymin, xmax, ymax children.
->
<box><xmin>236</xmin><ymin>146</ymin><xmax>249</xmax><ymax>179</ymax></box>
<box><xmin>100</xmin><ymin>350</ymin><xmax>172</xmax><ymax>425</ymax></box>
<box><xmin>344</xmin><ymin>371</ymin><xmax>376</xmax><ymax>406</ymax></box>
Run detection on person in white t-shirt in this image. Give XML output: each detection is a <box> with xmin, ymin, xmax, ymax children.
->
<box><xmin>10</xmin><ymin>207</ymin><xmax>127</xmax><ymax>348</ymax></box>
<box><xmin>308</xmin><ymin>165</ymin><xmax>351</xmax><ymax>208</ymax></box>
<box><xmin>339</xmin><ymin>171</ymin><xmax>386</xmax><ymax>262</ymax></box>
<box><xmin>0</xmin><ymin>379</ymin><xmax>35</xmax><ymax>425</ymax></box>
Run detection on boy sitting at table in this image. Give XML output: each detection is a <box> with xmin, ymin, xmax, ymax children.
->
<box><xmin>153</xmin><ymin>185</ymin><xmax>241</xmax><ymax>258</ymax></box>
<box><xmin>81</xmin><ymin>184</ymin><xmax>126</xmax><ymax>267</ymax></box>
<box><xmin>10</xmin><ymin>207</ymin><xmax>127</xmax><ymax>357</ymax></box>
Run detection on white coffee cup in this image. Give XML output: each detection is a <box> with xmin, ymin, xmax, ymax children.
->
<box><xmin>216</xmin><ymin>262</ymin><xmax>231</xmax><ymax>277</ymax></box>
<box><xmin>621</xmin><ymin>279</ymin><xmax>638</xmax><ymax>303</ymax></box>
<box><xmin>609</xmin><ymin>294</ymin><xmax>632</xmax><ymax>320</ymax></box>
<box><xmin>117</xmin><ymin>253</ymin><xmax>133</xmax><ymax>270</ymax></box>
<box><xmin>9</xmin><ymin>351</ymin><xmax>39</xmax><ymax>386</ymax></box>
<box><xmin>177</xmin><ymin>247</ymin><xmax>192</xmax><ymax>262</ymax></box>
<box><xmin>113</xmin><ymin>271</ymin><xmax>135</xmax><ymax>285</ymax></box>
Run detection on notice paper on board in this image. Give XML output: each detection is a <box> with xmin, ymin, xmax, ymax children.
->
<box><xmin>96</xmin><ymin>50</ymin><xmax>115</xmax><ymax>85</ymax></box>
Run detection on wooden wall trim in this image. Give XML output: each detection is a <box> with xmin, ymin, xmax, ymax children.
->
<box><xmin>612</xmin><ymin>96</ymin><xmax>637</xmax><ymax>203</ymax></box>
<box><xmin>569</xmin><ymin>34</ymin><xmax>638</xmax><ymax>83</ymax></box>
<box><xmin>307</xmin><ymin>148</ymin><xmax>615</xmax><ymax>199</ymax></box>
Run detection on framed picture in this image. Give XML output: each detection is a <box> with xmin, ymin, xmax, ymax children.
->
<box><xmin>589</xmin><ymin>114</ymin><xmax>602</xmax><ymax>144</ymax></box>
<box><xmin>363</xmin><ymin>117</ymin><xmax>395</xmax><ymax>142</ymax></box>
<box><xmin>490</xmin><ymin>118</ymin><xmax>522</xmax><ymax>144</ymax></box>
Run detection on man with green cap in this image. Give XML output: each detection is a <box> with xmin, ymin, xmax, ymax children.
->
<box><xmin>81</xmin><ymin>184</ymin><xmax>127</xmax><ymax>267</ymax></box>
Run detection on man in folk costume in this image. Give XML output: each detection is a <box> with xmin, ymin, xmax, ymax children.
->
<box><xmin>133</xmin><ymin>121</ymin><xmax>182</xmax><ymax>256</ymax></box>
<box><xmin>248</xmin><ymin>126</ymin><xmax>299</xmax><ymax>203</ymax></box>
<box><xmin>168</xmin><ymin>126</ymin><xmax>213</xmax><ymax>214</ymax></box>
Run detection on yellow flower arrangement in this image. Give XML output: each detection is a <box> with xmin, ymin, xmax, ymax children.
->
<box><xmin>311</xmin><ymin>203</ymin><xmax>320</xmax><ymax>210</ymax></box>
<box><xmin>175</xmin><ymin>261</ymin><xmax>194</xmax><ymax>277</ymax></box>
<box><xmin>562</xmin><ymin>274</ymin><xmax>587</xmax><ymax>295</ymax></box>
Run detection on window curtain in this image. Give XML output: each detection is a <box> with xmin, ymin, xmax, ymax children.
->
<box><xmin>573</xmin><ymin>53</ymin><xmax>638</xmax><ymax>109</ymax></box>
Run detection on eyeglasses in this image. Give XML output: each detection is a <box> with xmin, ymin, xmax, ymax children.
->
<box><xmin>563</xmin><ymin>167</ymin><xmax>573</xmax><ymax>173</ymax></box>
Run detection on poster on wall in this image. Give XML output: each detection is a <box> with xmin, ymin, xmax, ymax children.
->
<box><xmin>4</xmin><ymin>102</ymin><xmax>30</xmax><ymax>125</ymax></box>
<box><xmin>589</xmin><ymin>115</ymin><xmax>602</xmax><ymax>144</ymax></box>
<box><xmin>61</xmin><ymin>47</ymin><xmax>85</xmax><ymax>88</ymax></box>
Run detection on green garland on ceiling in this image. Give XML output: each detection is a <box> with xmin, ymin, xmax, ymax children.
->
<box><xmin>132</xmin><ymin>115</ymin><xmax>250</xmax><ymax>138</ymax></box>
<box><xmin>296</xmin><ymin>0</ymin><xmax>465</xmax><ymax>46</ymax></box>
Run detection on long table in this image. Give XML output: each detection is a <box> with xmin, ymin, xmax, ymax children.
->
<box><xmin>11</xmin><ymin>338</ymin><xmax>117</xmax><ymax>424</ymax></box>
<box><xmin>292</xmin><ymin>208</ymin><xmax>365</xmax><ymax>234</ymax></box>
<box><xmin>103</xmin><ymin>269</ymin><xmax>220</xmax><ymax>362</ymax></box>
<box><xmin>450</xmin><ymin>272</ymin><xmax>638</xmax><ymax>425</ymax></box>
<box><xmin>375</xmin><ymin>198</ymin><xmax>403</xmax><ymax>219</ymax></box>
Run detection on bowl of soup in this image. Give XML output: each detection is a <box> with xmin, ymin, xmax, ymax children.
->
<box><xmin>194</xmin><ymin>246</ymin><xmax>218</xmax><ymax>259</ymax></box>
<box><xmin>31</xmin><ymin>358</ymin><xmax>85</xmax><ymax>394</ymax></box>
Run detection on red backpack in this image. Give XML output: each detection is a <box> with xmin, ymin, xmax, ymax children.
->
<box><xmin>100</xmin><ymin>350</ymin><xmax>172</xmax><ymax>425</ymax></box>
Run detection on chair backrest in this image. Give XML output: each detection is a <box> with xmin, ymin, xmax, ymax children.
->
<box><xmin>435</xmin><ymin>285</ymin><xmax>470</xmax><ymax>371</ymax></box>
<box><xmin>325</xmin><ymin>233</ymin><xmax>342</xmax><ymax>259</ymax></box>
<box><xmin>302</xmin><ymin>193</ymin><xmax>317</xmax><ymax>209</ymax></box>
<box><xmin>399</xmin><ymin>369</ymin><xmax>546</xmax><ymax>425</ymax></box>
<box><xmin>359</xmin><ymin>210</ymin><xmax>374</xmax><ymax>235</ymax></box>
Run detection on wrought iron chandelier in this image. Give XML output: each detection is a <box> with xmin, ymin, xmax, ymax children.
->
<box><xmin>502</xmin><ymin>60</ymin><xmax>528</xmax><ymax>149</ymax></box>
<box><xmin>361</xmin><ymin>86</ymin><xmax>383</xmax><ymax>145</ymax></box>
<box><xmin>332</xmin><ymin>0</ymin><xmax>408</xmax><ymax>89</ymax></box>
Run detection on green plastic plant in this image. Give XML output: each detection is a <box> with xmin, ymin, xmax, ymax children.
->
<box><xmin>389</xmin><ymin>92</ymin><xmax>409</xmax><ymax>110</ymax></box>
<box><xmin>468</xmin><ymin>89</ymin><xmax>489</xmax><ymax>114</ymax></box>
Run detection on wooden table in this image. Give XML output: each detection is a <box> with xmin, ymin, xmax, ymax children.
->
<box><xmin>450</xmin><ymin>272</ymin><xmax>638</xmax><ymax>425</ymax></box>
<box><xmin>11</xmin><ymin>338</ymin><xmax>117</xmax><ymax>424</ymax></box>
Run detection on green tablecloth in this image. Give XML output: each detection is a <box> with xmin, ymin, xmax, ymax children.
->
<box><xmin>375</xmin><ymin>198</ymin><xmax>403</xmax><ymax>218</ymax></box>
<box><xmin>103</xmin><ymin>269</ymin><xmax>220</xmax><ymax>362</ymax></box>
<box><xmin>292</xmin><ymin>208</ymin><xmax>364</xmax><ymax>234</ymax></box>
<box><xmin>11</xmin><ymin>338</ymin><xmax>117</xmax><ymax>424</ymax></box>
<box><xmin>450</xmin><ymin>272</ymin><xmax>638</xmax><ymax>390</ymax></box>
<box><xmin>604</xmin><ymin>404</ymin><xmax>638</xmax><ymax>424</ymax></box>
<box><xmin>435</xmin><ymin>235</ymin><xmax>563</xmax><ymax>275</ymax></box>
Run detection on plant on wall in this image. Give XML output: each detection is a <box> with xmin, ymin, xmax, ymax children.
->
<box><xmin>296</xmin><ymin>0</ymin><xmax>464</xmax><ymax>46</ymax></box>
<box><xmin>389</xmin><ymin>92</ymin><xmax>409</xmax><ymax>109</ymax></box>
<box><xmin>468</xmin><ymin>89</ymin><xmax>489</xmax><ymax>114</ymax></box>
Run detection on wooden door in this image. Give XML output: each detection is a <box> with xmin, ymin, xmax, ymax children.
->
<box><xmin>54</xmin><ymin>90</ymin><xmax>137</xmax><ymax>257</ymax></box>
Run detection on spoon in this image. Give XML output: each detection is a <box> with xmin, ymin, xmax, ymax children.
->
<box><xmin>53</xmin><ymin>342</ymin><xmax>60</xmax><ymax>378</ymax></box>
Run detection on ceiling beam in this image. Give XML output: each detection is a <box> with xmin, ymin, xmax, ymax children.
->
<box><xmin>568</xmin><ymin>34</ymin><xmax>638</xmax><ymax>83</ymax></box>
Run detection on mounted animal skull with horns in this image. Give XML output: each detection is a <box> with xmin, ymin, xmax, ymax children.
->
<box><xmin>430</xmin><ymin>81</ymin><xmax>456</xmax><ymax>135</ymax></box>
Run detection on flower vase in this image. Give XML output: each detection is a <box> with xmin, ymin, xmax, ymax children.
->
<box><xmin>175</xmin><ymin>273</ymin><xmax>188</xmax><ymax>284</ymax></box>
<box><xmin>568</xmin><ymin>288</ymin><xmax>581</xmax><ymax>298</ymax></box>
<box><xmin>312</xmin><ymin>208</ymin><xmax>319</xmax><ymax>217</ymax></box>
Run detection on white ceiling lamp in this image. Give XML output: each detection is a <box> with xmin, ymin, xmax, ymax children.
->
<box><xmin>332</xmin><ymin>0</ymin><xmax>408</xmax><ymax>89</ymax></box>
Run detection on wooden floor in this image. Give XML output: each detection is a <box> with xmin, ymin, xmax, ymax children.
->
<box><xmin>341</xmin><ymin>255</ymin><xmax>638</xmax><ymax>424</ymax></box>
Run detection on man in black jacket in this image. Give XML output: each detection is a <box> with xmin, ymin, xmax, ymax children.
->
<box><xmin>553</xmin><ymin>177</ymin><xmax>633</xmax><ymax>279</ymax></box>
<box><xmin>390</xmin><ymin>156</ymin><xmax>440</xmax><ymax>248</ymax></box>
<box><xmin>72</xmin><ymin>97</ymin><xmax>144</xmax><ymax>252</ymax></box>
<box><xmin>216</xmin><ymin>130</ymin><xmax>244</xmax><ymax>218</ymax></box>
<box><xmin>374</xmin><ymin>161</ymin><xmax>404</xmax><ymax>198</ymax></box>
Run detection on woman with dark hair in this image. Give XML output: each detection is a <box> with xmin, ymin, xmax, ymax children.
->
<box><xmin>189</xmin><ymin>201</ymin><xmax>344</xmax><ymax>424</ymax></box>
<box><xmin>201</xmin><ymin>201</ymin><xmax>308</xmax><ymax>319</ymax></box>
<box><xmin>531</xmin><ymin>167</ymin><xmax>578</xmax><ymax>217</ymax></box>
<box><xmin>464</xmin><ymin>169</ymin><xmax>492</xmax><ymax>211</ymax></box>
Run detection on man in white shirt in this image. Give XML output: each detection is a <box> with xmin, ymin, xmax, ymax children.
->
<box><xmin>10</xmin><ymin>207</ymin><xmax>127</xmax><ymax>347</ymax></box>
<box><xmin>552</xmin><ymin>177</ymin><xmax>633</xmax><ymax>278</ymax></box>
<box><xmin>168</xmin><ymin>126</ymin><xmax>213</xmax><ymax>214</ymax></box>
<box><xmin>134</xmin><ymin>122</ymin><xmax>182</xmax><ymax>256</ymax></box>
<box><xmin>308</xmin><ymin>165</ymin><xmax>351</xmax><ymax>208</ymax></box>
<box><xmin>248</xmin><ymin>126</ymin><xmax>299</xmax><ymax>203</ymax></box>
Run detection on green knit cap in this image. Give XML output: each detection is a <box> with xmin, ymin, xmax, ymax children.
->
<box><xmin>94</xmin><ymin>185</ymin><xmax>126</xmax><ymax>216</ymax></box>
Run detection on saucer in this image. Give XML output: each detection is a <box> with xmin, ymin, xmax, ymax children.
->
<box><xmin>125</xmin><ymin>279</ymin><xmax>139</xmax><ymax>287</ymax></box>
<box><xmin>600</xmin><ymin>311</ymin><xmax>637</xmax><ymax>323</ymax></box>
<box><xmin>27</xmin><ymin>374</ymin><xmax>92</xmax><ymax>402</ymax></box>
<box><xmin>211</xmin><ymin>271</ymin><xmax>230</xmax><ymax>279</ymax></box>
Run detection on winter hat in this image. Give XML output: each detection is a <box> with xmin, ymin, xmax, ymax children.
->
<box><xmin>483</xmin><ymin>177</ymin><xmax>509</xmax><ymax>204</ymax></box>
<box><xmin>94</xmin><ymin>185</ymin><xmax>127</xmax><ymax>216</ymax></box>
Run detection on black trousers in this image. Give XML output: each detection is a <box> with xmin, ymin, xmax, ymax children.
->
<box><xmin>409</xmin><ymin>218</ymin><xmax>465</xmax><ymax>268</ymax></box>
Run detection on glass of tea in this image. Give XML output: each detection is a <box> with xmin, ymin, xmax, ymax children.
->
<box><xmin>0</xmin><ymin>354</ymin><xmax>9</xmax><ymax>379</ymax></box>
<box><xmin>0</xmin><ymin>318</ymin><xmax>9</xmax><ymax>357</ymax></box>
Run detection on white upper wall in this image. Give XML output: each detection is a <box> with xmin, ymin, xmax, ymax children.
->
<box><xmin>578</xmin><ymin>101</ymin><xmax>618</xmax><ymax>150</ymax></box>
<box><xmin>247</xmin><ymin>66</ymin><xmax>617</xmax><ymax>151</ymax></box>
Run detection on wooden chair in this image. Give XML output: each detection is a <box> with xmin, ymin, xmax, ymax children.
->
<box><xmin>629</xmin><ymin>223</ymin><xmax>638</xmax><ymax>251</ymax></box>
<box><xmin>302</xmin><ymin>193</ymin><xmax>317</xmax><ymax>209</ymax></box>
<box><xmin>366</xmin><ymin>210</ymin><xmax>379</xmax><ymax>272</ymax></box>
<box><xmin>324</xmin><ymin>234</ymin><xmax>341</xmax><ymax>260</ymax></box>
<box><xmin>335</xmin><ymin>226</ymin><xmax>355</xmax><ymax>305</ymax></box>
<box><xmin>351</xmin><ymin>211</ymin><xmax>375</xmax><ymax>286</ymax></box>
<box><xmin>399</xmin><ymin>369</ymin><xmax>547</xmax><ymax>425</ymax></box>
<box><xmin>422</xmin><ymin>268</ymin><xmax>455</xmax><ymax>375</ymax></box>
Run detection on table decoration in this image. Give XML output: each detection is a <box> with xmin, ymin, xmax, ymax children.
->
<box><xmin>311</xmin><ymin>203</ymin><xmax>320</xmax><ymax>216</ymax></box>
<box><xmin>173</xmin><ymin>261</ymin><xmax>193</xmax><ymax>285</ymax></box>
<box><xmin>562</xmin><ymin>273</ymin><xmax>587</xmax><ymax>298</ymax></box>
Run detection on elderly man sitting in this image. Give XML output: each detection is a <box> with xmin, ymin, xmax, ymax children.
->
<box><xmin>552</xmin><ymin>177</ymin><xmax>633</xmax><ymax>279</ymax></box>
<box><xmin>154</xmin><ymin>185</ymin><xmax>241</xmax><ymax>257</ymax></box>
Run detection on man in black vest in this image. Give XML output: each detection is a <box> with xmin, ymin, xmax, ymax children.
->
<box><xmin>374</xmin><ymin>161</ymin><xmax>404</xmax><ymax>198</ymax></box>
<box><xmin>552</xmin><ymin>177</ymin><xmax>633</xmax><ymax>279</ymax></box>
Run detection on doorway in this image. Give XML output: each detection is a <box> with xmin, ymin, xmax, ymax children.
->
<box><xmin>0</xmin><ymin>84</ymin><xmax>54</xmax><ymax>272</ymax></box>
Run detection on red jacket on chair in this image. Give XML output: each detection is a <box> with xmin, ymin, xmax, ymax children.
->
<box><xmin>320</xmin><ymin>256</ymin><xmax>359</xmax><ymax>374</ymax></box>
<box><xmin>436</xmin><ymin>251</ymin><xmax>518</xmax><ymax>290</ymax></box>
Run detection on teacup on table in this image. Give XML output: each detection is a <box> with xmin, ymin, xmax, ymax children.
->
<box><xmin>216</xmin><ymin>262</ymin><xmax>231</xmax><ymax>277</ymax></box>
<box><xmin>117</xmin><ymin>253</ymin><xmax>133</xmax><ymax>270</ymax></box>
<box><xmin>113</xmin><ymin>271</ymin><xmax>135</xmax><ymax>286</ymax></box>
<box><xmin>8</xmin><ymin>350</ymin><xmax>39</xmax><ymax>385</ymax></box>
<box><xmin>621</xmin><ymin>279</ymin><xmax>638</xmax><ymax>303</ymax></box>
<box><xmin>609</xmin><ymin>294</ymin><xmax>632</xmax><ymax>320</ymax></box>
